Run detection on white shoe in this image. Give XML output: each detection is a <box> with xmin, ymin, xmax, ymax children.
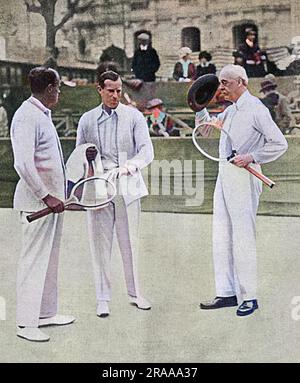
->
<box><xmin>39</xmin><ymin>314</ymin><xmax>76</xmax><ymax>327</ymax></box>
<box><xmin>17</xmin><ymin>327</ymin><xmax>50</xmax><ymax>342</ymax></box>
<box><xmin>130</xmin><ymin>296</ymin><xmax>152</xmax><ymax>310</ymax></box>
<box><xmin>97</xmin><ymin>301</ymin><xmax>110</xmax><ymax>318</ymax></box>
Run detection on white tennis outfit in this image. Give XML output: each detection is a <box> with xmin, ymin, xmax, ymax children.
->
<box><xmin>76</xmin><ymin>103</ymin><xmax>153</xmax><ymax>302</ymax></box>
<box><xmin>196</xmin><ymin>91</ymin><xmax>288</xmax><ymax>300</ymax></box>
<box><xmin>11</xmin><ymin>97</ymin><xmax>66</xmax><ymax>327</ymax></box>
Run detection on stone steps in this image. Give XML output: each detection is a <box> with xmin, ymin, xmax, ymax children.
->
<box><xmin>157</xmin><ymin>48</ymin><xmax>234</xmax><ymax>79</ymax></box>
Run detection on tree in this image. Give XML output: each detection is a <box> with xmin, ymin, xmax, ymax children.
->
<box><xmin>24</xmin><ymin>0</ymin><xmax>99</xmax><ymax>66</ymax></box>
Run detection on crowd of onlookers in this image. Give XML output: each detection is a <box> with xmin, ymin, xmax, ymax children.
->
<box><xmin>143</xmin><ymin>73</ymin><xmax>300</xmax><ymax>138</ymax></box>
<box><xmin>128</xmin><ymin>31</ymin><xmax>300</xmax><ymax>137</ymax></box>
<box><xmin>131</xmin><ymin>29</ymin><xmax>300</xmax><ymax>83</ymax></box>
<box><xmin>1</xmin><ymin>30</ymin><xmax>300</xmax><ymax>138</ymax></box>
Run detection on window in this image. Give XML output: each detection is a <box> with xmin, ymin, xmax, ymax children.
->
<box><xmin>181</xmin><ymin>27</ymin><xmax>200</xmax><ymax>52</ymax></box>
<box><xmin>131</xmin><ymin>0</ymin><xmax>149</xmax><ymax>10</ymax></box>
<box><xmin>78</xmin><ymin>36</ymin><xmax>86</xmax><ymax>56</ymax></box>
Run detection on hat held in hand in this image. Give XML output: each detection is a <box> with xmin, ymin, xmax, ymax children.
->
<box><xmin>187</xmin><ymin>74</ymin><xmax>220</xmax><ymax>112</ymax></box>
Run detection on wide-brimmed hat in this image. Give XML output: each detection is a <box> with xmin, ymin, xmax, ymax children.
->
<box><xmin>187</xmin><ymin>74</ymin><xmax>220</xmax><ymax>112</ymax></box>
<box><xmin>146</xmin><ymin>98</ymin><xmax>164</xmax><ymax>109</ymax></box>
<box><xmin>259</xmin><ymin>79</ymin><xmax>277</xmax><ymax>92</ymax></box>
<box><xmin>179</xmin><ymin>47</ymin><xmax>192</xmax><ymax>59</ymax></box>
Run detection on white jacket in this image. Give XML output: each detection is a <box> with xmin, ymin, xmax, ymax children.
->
<box><xmin>76</xmin><ymin>102</ymin><xmax>154</xmax><ymax>205</ymax></box>
<box><xmin>10</xmin><ymin>98</ymin><xmax>66</xmax><ymax>211</ymax></box>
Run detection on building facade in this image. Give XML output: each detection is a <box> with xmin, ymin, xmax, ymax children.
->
<box><xmin>1</xmin><ymin>0</ymin><xmax>300</xmax><ymax>80</ymax></box>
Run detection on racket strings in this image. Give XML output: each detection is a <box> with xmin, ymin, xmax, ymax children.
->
<box><xmin>72</xmin><ymin>178</ymin><xmax>115</xmax><ymax>207</ymax></box>
<box><xmin>193</xmin><ymin>122</ymin><xmax>237</xmax><ymax>162</ymax></box>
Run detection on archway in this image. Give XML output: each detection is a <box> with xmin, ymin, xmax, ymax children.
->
<box><xmin>99</xmin><ymin>45</ymin><xmax>130</xmax><ymax>74</ymax></box>
<box><xmin>233</xmin><ymin>23</ymin><xmax>258</xmax><ymax>48</ymax></box>
<box><xmin>181</xmin><ymin>27</ymin><xmax>200</xmax><ymax>52</ymax></box>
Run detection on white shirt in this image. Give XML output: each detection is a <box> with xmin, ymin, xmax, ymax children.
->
<box><xmin>96</xmin><ymin>106</ymin><xmax>119</xmax><ymax>170</ymax></box>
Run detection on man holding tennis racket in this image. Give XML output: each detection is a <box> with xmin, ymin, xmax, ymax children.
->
<box><xmin>194</xmin><ymin>65</ymin><xmax>288</xmax><ymax>316</ymax></box>
<box><xmin>10</xmin><ymin>67</ymin><xmax>75</xmax><ymax>342</ymax></box>
<box><xmin>76</xmin><ymin>70</ymin><xmax>154</xmax><ymax>317</ymax></box>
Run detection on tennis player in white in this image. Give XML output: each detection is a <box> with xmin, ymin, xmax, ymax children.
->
<box><xmin>196</xmin><ymin>65</ymin><xmax>288</xmax><ymax>316</ymax></box>
<box><xmin>11</xmin><ymin>67</ymin><xmax>75</xmax><ymax>342</ymax></box>
<box><xmin>76</xmin><ymin>70</ymin><xmax>154</xmax><ymax>317</ymax></box>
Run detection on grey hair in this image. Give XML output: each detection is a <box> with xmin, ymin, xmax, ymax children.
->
<box><xmin>219</xmin><ymin>64</ymin><xmax>249</xmax><ymax>85</ymax></box>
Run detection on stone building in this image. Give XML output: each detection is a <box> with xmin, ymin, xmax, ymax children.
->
<box><xmin>1</xmin><ymin>0</ymin><xmax>300</xmax><ymax>80</ymax></box>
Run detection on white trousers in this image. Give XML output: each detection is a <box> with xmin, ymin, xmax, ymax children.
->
<box><xmin>87</xmin><ymin>196</ymin><xmax>141</xmax><ymax>302</ymax></box>
<box><xmin>16</xmin><ymin>212</ymin><xmax>64</xmax><ymax>327</ymax></box>
<box><xmin>212</xmin><ymin>163</ymin><xmax>262</xmax><ymax>301</ymax></box>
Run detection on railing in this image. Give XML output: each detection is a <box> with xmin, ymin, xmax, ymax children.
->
<box><xmin>52</xmin><ymin>110</ymin><xmax>82</xmax><ymax>137</ymax></box>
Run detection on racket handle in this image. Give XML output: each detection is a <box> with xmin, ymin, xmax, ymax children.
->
<box><xmin>244</xmin><ymin>165</ymin><xmax>275</xmax><ymax>188</ymax></box>
<box><xmin>26</xmin><ymin>207</ymin><xmax>53</xmax><ymax>223</ymax></box>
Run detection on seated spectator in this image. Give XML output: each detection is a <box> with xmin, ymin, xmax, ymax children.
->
<box><xmin>195</xmin><ymin>51</ymin><xmax>216</xmax><ymax>79</ymax></box>
<box><xmin>239</xmin><ymin>29</ymin><xmax>266</xmax><ymax>77</ymax></box>
<box><xmin>232</xmin><ymin>50</ymin><xmax>245</xmax><ymax>67</ymax></box>
<box><xmin>144</xmin><ymin>98</ymin><xmax>179</xmax><ymax>137</ymax></box>
<box><xmin>173</xmin><ymin>47</ymin><xmax>196</xmax><ymax>82</ymax></box>
<box><xmin>260</xmin><ymin>74</ymin><xmax>292</xmax><ymax>134</ymax></box>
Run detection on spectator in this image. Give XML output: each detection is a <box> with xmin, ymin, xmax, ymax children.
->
<box><xmin>145</xmin><ymin>98</ymin><xmax>179</xmax><ymax>137</ymax></box>
<box><xmin>195</xmin><ymin>51</ymin><xmax>216</xmax><ymax>79</ymax></box>
<box><xmin>173</xmin><ymin>47</ymin><xmax>196</xmax><ymax>82</ymax></box>
<box><xmin>0</xmin><ymin>99</ymin><xmax>9</xmax><ymax>137</ymax></box>
<box><xmin>286</xmin><ymin>36</ymin><xmax>300</xmax><ymax>75</ymax></box>
<box><xmin>238</xmin><ymin>29</ymin><xmax>266</xmax><ymax>77</ymax></box>
<box><xmin>131</xmin><ymin>33</ymin><xmax>160</xmax><ymax>82</ymax></box>
<box><xmin>260</xmin><ymin>74</ymin><xmax>292</xmax><ymax>134</ymax></box>
<box><xmin>232</xmin><ymin>50</ymin><xmax>245</xmax><ymax>67</ymax></box>
<box><xmin>287</xmin><ymin>75</ymin><xmax>300</xmax><ymax>110</ymax></box>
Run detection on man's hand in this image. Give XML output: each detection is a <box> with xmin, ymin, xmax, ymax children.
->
<box><xmin>118</xmin><ymin>164</ymin><xmax>137</xmax><ymax>177</ymax></box>
<box><xmin>231</xmin><ymin>153</ymin><xmax>254</xmax><ymax>168</ymax></box>
<box><xmin>42</xmin><ymin>194</ymin><xmax>65</xmax><ymax>213</ymax></box>
<box><xmin>86</xmin><ymin>146</ymin><xmax>98</xmax><ymax>162</ymax></box>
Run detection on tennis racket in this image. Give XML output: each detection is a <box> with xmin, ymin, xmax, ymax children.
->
<box><xmin>192</xmin><ymin>121</ymin><xmax>275</xmax><ymax>188</ymax></box>
<box><xmin>26</xmin><ymin>174</ymin><xmax>117</xmax><ymax>223</ymax></box>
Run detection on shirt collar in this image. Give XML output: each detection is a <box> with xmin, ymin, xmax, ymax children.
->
<box><xmin>180</xmin><ymin>59</ymin><xmax>191</xmax><ymax>65</ymax></box>
<box><xmin>28</xmin><ymin>96</ymin><xmax>51</xmax><ymax>117</ymax></box>
<box><xmin>234</xmin><ymin>90</ymin><xmax>249</xmax><ymax>110</ymax></box>
<box><xmin>98</xmin><ymin>103</ymin><xmax>119</xmax><ymax>118</ymax></box>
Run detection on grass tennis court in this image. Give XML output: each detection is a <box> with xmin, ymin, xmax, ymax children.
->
<box><xmin>1</xmin><ymin>209</ymin><xmax>300</xmax><ymax>362</ymax></box>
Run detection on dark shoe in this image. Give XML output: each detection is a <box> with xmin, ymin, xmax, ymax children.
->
<box><xmin>200</xmin><ymin>296</ymin><xmax>238</xmax><ymax>310</ymax></box>
<box><xmin>236</xmin><ymin>300</ymin><xmax>258</xmax><ymax>316</ymax></box>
